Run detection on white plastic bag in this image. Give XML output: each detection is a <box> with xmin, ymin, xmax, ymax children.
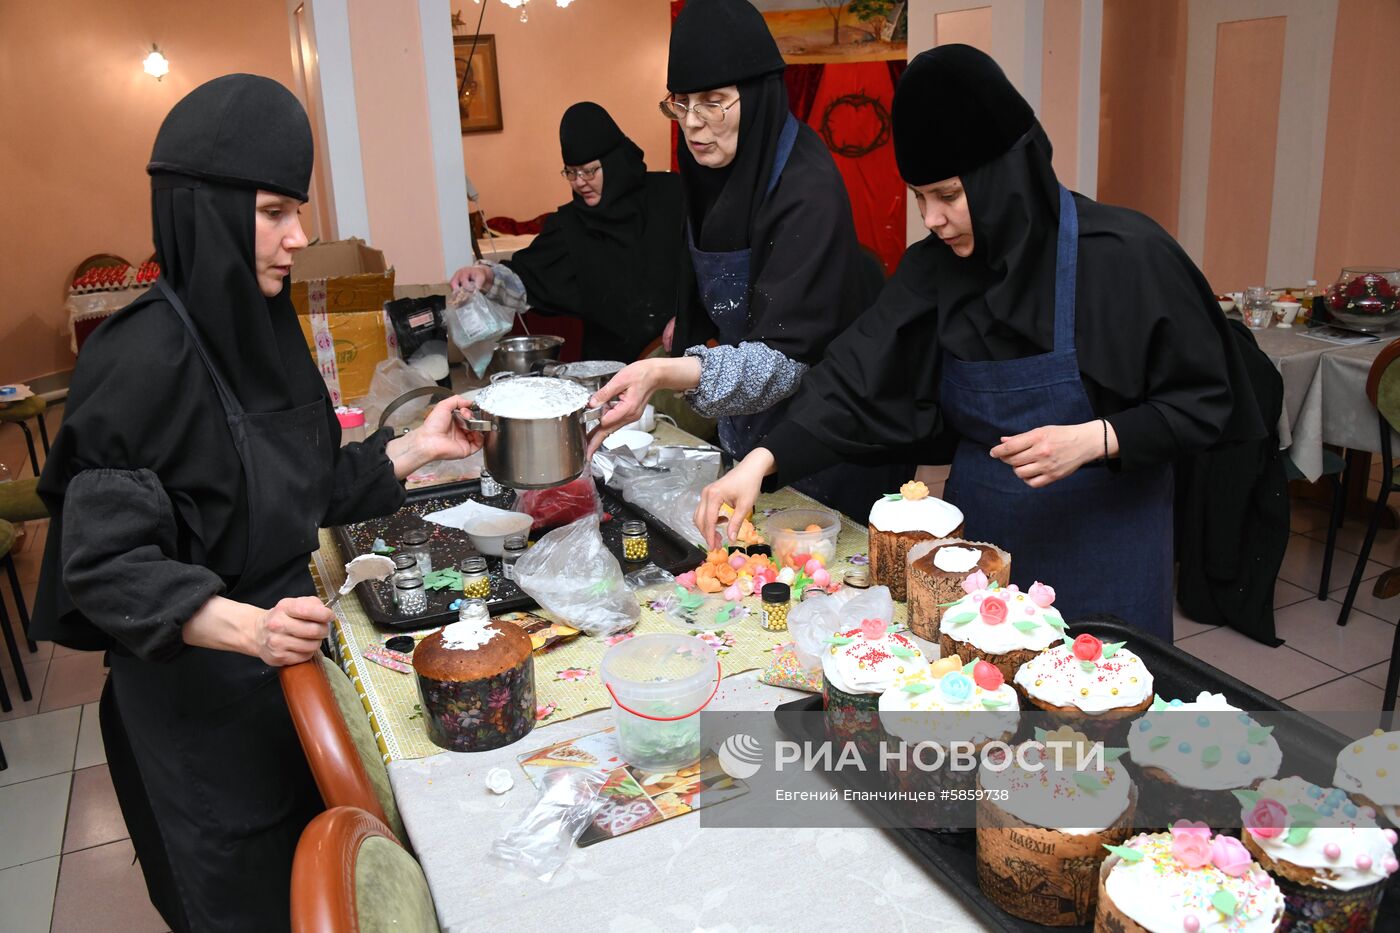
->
<box><xmin>491</xmin><ymin>768</ymin><xmax>607</xmax><ymax>882</ymax></box>
<box><xmin>360</xmin><ymin>358</ymin><xmax>437</xmax><ymax>432</ymax></box>
<box><xmin>444</xmin><ymin>287</ymin><xmax>513</xmax><ymax>355</ymax></box>
<box><xmin>617</xmin><ymin>460</ymin><xmax>718</xmax><ymax>549</ymax></box>
<box><xmin>789</xmin><ymin>584</ymin><xmax>897</xmax><ymax>672</ymax></box>
<box><xmin>512</xmin><ymin>516</ymin><xmax>640</xmax><ymax>636</ymax></box>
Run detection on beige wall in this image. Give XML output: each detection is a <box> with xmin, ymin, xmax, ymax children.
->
<box><xmin>459</xmin><ymin>0</ymin><xmax>672</xmax><ymax>224</ymax></box>
<box><xmin>1040</xmin><ymin>0</ymin><xmax>1081</xmax><ymax>189</ymax></box>
<box><xmin>1314</xmin><ymin>0</ymin><xmax>1400</xmax><ymax>284</ymax></box>
<box><xmin>0</xmin><ymin>0</ymin><xmax>296</xmax><ymax>384</ymax></box>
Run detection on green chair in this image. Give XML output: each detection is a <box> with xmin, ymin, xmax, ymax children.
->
<box><xmin>0</xmin><ymin>520</ymin><xmax>31</xmax><ymax>704</ymax></box>
<box><xmin>0</xmin><ymin>479</ymin><xmax>45</xmax><ymax>652</ymax></box>
<box><xmin>291</xmin><ymin>807</ymin><xmax>439</xmax><ymax>933</ymax></box>
<box><xmin>0</xmin><ymin>396</ymin><xmax>50</xmax><ymax>477</ymax></box>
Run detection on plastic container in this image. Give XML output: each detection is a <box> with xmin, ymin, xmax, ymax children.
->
<box><xmin>766</xmin><ymin>507</ymin><xmax>841</xmax><ymax>569</ymax></box>
<box><xmin>761</xmin><ymin>582</ymin><xmax>791</xmax><ymax>632</ymax></box>
<box><xmin>600</xmin><ymin>634</ymin><xmax>720</xmax><ymax>772</ymax></box>
<box><xmin>335</xmin><ymin>406</ymin><xmax>367</xmax><ymax>445</ymax></box>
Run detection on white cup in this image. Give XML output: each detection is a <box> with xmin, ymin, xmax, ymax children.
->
<box><xmin>619</xmin><ymin>403</ymin><xmax>656</xmax><ymax>433</ymax></box>
<box><xmin>1273</xmin><ymin>301</ymin><xmax>1302</xmax><ymax>328</ymax></box>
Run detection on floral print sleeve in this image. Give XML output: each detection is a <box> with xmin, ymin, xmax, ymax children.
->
<box><xmin>481</xmin><ymin>260</ymin><xmax>529</xmax><ymax>315</ymax></box>
<box><xmin>681</xmin><ymin>341</ymin><xmax>809</xmax><ymax>418</ymax></box>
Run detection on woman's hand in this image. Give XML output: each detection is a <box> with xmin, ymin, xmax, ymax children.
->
<box><xmin>448</xmin><ymin>264</ymin><xmax>493</xmax><ymax>293</ymax></box>
<box><xmin>586</xmin><ymin>356</ymin><xmax>701</xmax><ymax>457</ymax></box>
<box><xmin>252</xmin><ymin>597</ymin><xmax>335</xmax><ymax>666</ymax></box>
<box><xmin>661</xmin><ymin>317</ymin><xmax>676</xmax><ymax>353</ymax></box>
<box><xmin>990</xmin><ymin>420</ymin><xmax>1116</xmax><ymax>488</ymax></box>
<box><xmin>388</xmin><ymin>396</ymin><xmax>484</xmax><ymax>479</ymax></box>
<box><xmin>695</xmin><ymin>448</ymin><xmax>776</xmax><ymax>549</ymax></box>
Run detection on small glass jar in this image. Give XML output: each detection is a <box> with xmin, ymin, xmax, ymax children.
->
<box><xmin>761</xmin><ymin>582</ymin><xmax>791</xmax><ymax>632</ymax></box>
<box><xmin>457</xmin><ymin>597</ymin><xmax>491</xmax><ymax>626</ymax></box>
<box><xmin>621</xmin><ymin>520</ymin><xmax>649</xmax><ymax>562</ymax></box>
<box><xmin>461</xmin><ymin>555</ymin><xmax>491</xmax><ymax>599</ymax></box>
<box><xmin>479</xmin><ymin>469</ymin><xmax>502</xmax><ymax>498</ymax></box>
<box><xmin>394</xmin><ymin>574</ymin><xmax>427</xmax><ymax>616</ymax></box>
<box><xmin>400</xmin><ymin>527</ymin><xmax>432</xmax><ymax>576</ymax></box>
<box><xmin>501</xmin><ymin>535</ymin><xmax>528</xmax><ymax>582</ymax></box>
<box><xmin>801</xmin><ymin>586</ymin><xmax>830</xmax><ymax>602</ymax></box>
<box><xmin>844</xmin><ymin>568</ymin><xmax>871</xmax><ymax>590</ymax></box>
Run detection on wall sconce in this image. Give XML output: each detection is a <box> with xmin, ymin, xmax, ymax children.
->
<box><xmin>143</xmin><ymin>44</ymin><xmax>170</xmax><ymax>81</ymax></box>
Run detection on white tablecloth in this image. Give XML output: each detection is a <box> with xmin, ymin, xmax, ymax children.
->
<box><xmin>388</xmin><ymin>673</ymin><xmax>992</xmax><ymax>932</ymax></box>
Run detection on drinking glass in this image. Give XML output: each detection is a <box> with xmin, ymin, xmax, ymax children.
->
<box><xmin>1243</xmin><ymin>286</ymin><xmax>1273</xmax><ymax>330</ymax></box>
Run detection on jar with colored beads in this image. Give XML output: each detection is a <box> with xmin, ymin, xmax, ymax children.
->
<box><xmin>762</xmin><ymin>582</ymin><xmax>791</xmax><ymax>632</ymax></box>
<box><xmin>621</xmin><ymin>520</ymin><xmax>649</xmax><ymax>562</ymax></box>
<box><xmin>461</xmin><ymin>555</ymin><xmax>491</xmax><ymax>599</ymax></box>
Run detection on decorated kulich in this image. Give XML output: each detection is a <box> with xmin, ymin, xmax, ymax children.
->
<box><xmin>1333</xmin><ymin>729</ymin><xmax>1400</xmax><ymax>829</ymax></box>
<box><xmin>866</xmin><ymin>479</ymin><xmax>964</xmax><ymax>602</ymax></box>
<box><xmin>1237</xmin><ymin>776</ymin><xmax>1399</xmax><ymax>932</ymax></box>
<box><xmin>877</xmin><ymin>654</ymin><xmax>1020</xmax><ymax>750</ymax></box>
<box><xmin>906</xmin><ymin>537</ymin><xmax>1011</xmax><ymax>641</ymax></box>
<box><xmin>1127</xmin><ymin>693</ymin><xmax>1283</xmax><ymax>828</ymax></box>
<box><xmin>820</xmin><ymin>617</ymin><xmax>923</xmax><ymax>714</ymax></box>
<box><xmin>412</xmin><ymin>609</ymin><xmax>536</xmax><ymax>753</ymax></box>
<box><xmin>1014</xmin><ymin>632</ymin><xmax>1154</xmax><ymax>740</ymax></box>
<box><xmin>939</xmin><ymin>577</ymin><xmax>1065</xmax><ymax>686</ymax></box>
<box><xmin>976</xmin><ymin>726</ymin><xmax>1138</xmax><ymax>926</ymax></box>
<box><xmin>1095</xmin><ymin>828</ymin><xmax>1285</xmax><ymax>933</ymax></box>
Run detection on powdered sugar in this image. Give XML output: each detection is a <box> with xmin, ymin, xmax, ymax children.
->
<box><xmin>476</xmin><ymin>377</ymin><xmax>589</xmax><ymax>419</ymax></box>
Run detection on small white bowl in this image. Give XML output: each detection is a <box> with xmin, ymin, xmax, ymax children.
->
<box><xmin>1217</xmin><ymin>297</ymin><xmax>1236</xmax><ymax>313</ymax></box>
<box><xmin>463</xmin><ymin>512</ymin><xmax>534</xmax><ymax>556</ymax></box>
<box><xmin>603</xmin><ymin>429</ymin><xmax>654</xmax><ymax>459</ymax></box>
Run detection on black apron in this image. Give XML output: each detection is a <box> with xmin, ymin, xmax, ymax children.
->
<box><xmin>102</xmin><ymin>279</ymin><xmax>335</xmax><ymax>932</ymax></box>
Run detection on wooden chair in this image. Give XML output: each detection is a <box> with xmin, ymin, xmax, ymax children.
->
<box><xmin>291</xmin><ymin>807</ymin><xmax>439</xmax><ymax>933</ymax></box>
<box><xmin>1336</xmin><ymin>338</ymin><xmax>1400</xmax><ymax>626</ymax></box>
<box><xmin>281</xmin><ymin>656</ymin><xmax>407</xmax><ymax>843</ymax></box>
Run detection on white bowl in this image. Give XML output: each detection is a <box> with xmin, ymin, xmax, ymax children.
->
<box><xmin>603</xmin><ymin>429</ymin><xmax>654</xmax><ymax>459</ymax></box>
<box><xmin>463</xmin><ymin>511</ymin><xmax>534</xmax><ymax>556</ymax></box>
<box><xmin>1217</xmin><ymin>297</ymin><xmax>1236</xmax><ymax>313</ymax></box>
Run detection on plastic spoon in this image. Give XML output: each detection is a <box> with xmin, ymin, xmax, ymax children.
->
<box><xmin>326</xmin><ymin>554</ymin><xmax>397</xmax><ymax>609</ymax></box>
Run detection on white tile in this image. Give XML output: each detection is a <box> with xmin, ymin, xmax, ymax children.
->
<box><xmin>1172</xmin><ymin>602</ymin><xmax>1215</xmax><ymax>642</ymax></box>
<box><xmin>73</xmin><ymin>702</ymin><xmax>105</xmax><ymax>771</ymax></box>
<box><xmin>0</xmin><ymin>706</ymin><xmax>80</xmax><ymax>787</ymax></box>
<box><xmin>1278</xmin><ymin>534</ymin><xmax>1387</xmax><ymax>593</ymax></box>
<box><xmin>1282</xmin><ymin>677</ymin><xmax>1389</xmax><ymax>739</ymax></box>
<box><xmin>0</xmin><ymin>662</ymin><xmax>50</xmax><ymax>723</ymax></box>
<box><xmin>0</xmin><ymin>855</ymin><xmax>60</xmax><ymax>933</ymax></box>
<box><xmin>1355</xmin><ymin>661</ymin><xmax>1398</xmax><ymax>699</ymax></box>
<box><xmin>1275</xmin><ymin>579</ymin><xmax>1313</xmax><ymax>610</ymax></box>
<box><xmin>1305</xmin><ymin>521</ymin><xmax>1400</xmax><ymax>566</ymax></box>
<box><xmin>1272</xmin><ymin>599</ymin><xmax>1396</xmax><ymax>674</ymax></box>
<box><xmin>0</xmin><ymin>638</ymin><xmax>49</xmax><ymax>672</ymax></box>
<box><xmin>1178</xmin><ymin>627</ymin><xmax>1344</xmax><ymax>699</ymax></box>
<box><xmin>0</xmin><ymin>772</ymin><xmax>71</xmax><ymax>870</ymax></box>
<box><xmin>1290</xmin><ymin>501</ymin><xmax>1335</xmax><ymax>534</ymax></box>
<box><xmin>1327</xmin><ymin>579</ymin><xmax>1400</xmax><ymax>625</ymax></box>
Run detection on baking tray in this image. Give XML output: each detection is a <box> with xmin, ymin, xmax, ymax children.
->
<box><xmin>330</xmin><ymin>477</ymin><xmax>703</xmax><ymax>631</ymax></box>
<box><xmin>774</xmin><ymin>617</ymin><xmax>1396</xmax><ymax>933</ymax></box>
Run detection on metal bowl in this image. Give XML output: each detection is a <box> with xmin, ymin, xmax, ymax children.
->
<box><xmin>486</xmin><ymin>335</ymin><xmax>565</xmax><ymax>376</ymax></box>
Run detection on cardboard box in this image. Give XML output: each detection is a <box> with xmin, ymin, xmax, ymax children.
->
<box><xmin>290</xmin><ymin>238</ymin><xmax>398</xmax><ymax>405</ymax></box>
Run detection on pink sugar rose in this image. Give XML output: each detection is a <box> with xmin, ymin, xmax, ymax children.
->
<box><xmin>676</xmin><ymin>571</ymin><xmax>697</xmax><ymax>590</ymax></box>
<box><xmin>1210</xmin><ymin>834</ymin><xmax>1253</xmax><ymax>877</ymax></box>
<box><xmin>1028</xmin><ymin>581</ymin><xmax>1056</xmax><ymax>608</ymax></box>
<box><xmin>962</xmin><ymin>570</ymin><xmax>989</xmax><ymax>594</ymax></box>
<box><xmin>1245</xmin><ymin>799</ymin><xmax>1289</xmax><ymax>840</ymax></box>
<box><xmin>860</xmin><ymin>618</ymin><xmax>888</xmax><ymax>641</ymax></box>
<box><xmin>1006</xmin><ymin>584</ymin><xmax>1019</xmax><ymax>593</ymax></box>
<box><xmin>979</xmin><ymin>595</ymin><xmax>1009</xmax><ymax>625</ymax></box>
<box><xmin>1072</xmin><ymin>634</ymin><xmax>1103</xmax><ymax>662</ymax></box>
<box><xmin>1171</xmin><ymin>819</ymin><xmax>1213</xmax><ymax>841</ymax></box>
<box><xmin>1171</xmin><ymin>830</ymin><xmax>1213</xmax><ymax>869</ymax></box>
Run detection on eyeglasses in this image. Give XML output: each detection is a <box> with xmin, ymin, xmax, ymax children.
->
<box><xmin>658</xmin><ymin>96</ymin><xmax>739</xmax><ymax>125</ymax></box>
<box><xmin>560</xmin><ymin>165</ymin><xmax>601</xmax><ymax>181</ymax></box>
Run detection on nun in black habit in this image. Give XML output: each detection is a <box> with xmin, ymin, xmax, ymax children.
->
<box><xmin>450</xmin><ymin>101</ymin><xmax>687</xmax><ymax>363</ymax></box>
<box><xmin>31</xmin><ymin>75</ymin><xmax>481</xmax><ymax>932</ymax></box>
<box><xmin>586</xmin><ymin>0</ymin><xmax>905</xmax><ymax>523</ymax></box>
<box><xmin>696</xmin><ymin>46</ymin><xmax>1264</xmax><ymax>640</ymax></box>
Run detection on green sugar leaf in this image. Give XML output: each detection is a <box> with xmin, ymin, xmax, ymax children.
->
<box><xmin>1102</xmin><ymin>844</ymin><xmax>1145</xmax><ymax>862</ymax></box>
<box><xmin>1079</xmin><ymin>660</ymin><xmax>1098</xmax><ymax>674</ymax></box>
<box><xmin>1248</xmin><ymin>725</ymin><xmax>1275</xmax><ymax>745</ymax></box>
<box><xmin>826</xmin><ymin>635</ymin><xmax>854</xmax><ymax>646</ymax></box>
<box><xmin>716</xmin><ymin>605</ymin><xmax>733</xmax><ymax>625</ymax></box>
<box><xmin>1201</xmin><ymin>746</ymin><xmax>1222</xmax><ymax>767</ymax></box>
<box><xmin>1149</xmin><ymin>735</ymin><xmax>1171</xmax><ymax>751</ymax></box>
<box><xmin>936</xmin><ymin>599</ymin><xmax>966</xmax><ymax>607</ymax></box>
<box><xmin>1287</xmin><ymin>804</ymin><xmax>1321</xmax><ymax>823</ymax></box>
<box><xmin>987</xmin><ymin>581</ymin><xmax>1000</xmax><ymax>591</ymax></box>
<box><xmin>1212</xmin><ymin>890</ymin><xmax>1238</xmax><ymax>917</ymax></box>
<box><xmin>1042</xmin><ymin>613</ymin><xmax>1068</xmax><ymax>631</ymax></box>
<box><xmin>902</xmin><ymin>682</ymin><xmax>933</xmax><ymax>695</ymax></box>
<box><xmin>1285</xmin><ymin>823</ymin><xmax>1314</xmax><ymax>846</ymax></box>
<box><xmin>371</xmin><ymin>544</ymin><xmax>396</xmax><ymax>554</ymax></box>
<box><xmin>1103</xmin><ymin>747</ymin><xmax>1129</xmax><ymax>762</ymax></box>
<box><xmin>1100</xmin><ymin>641</ymin><xmax>1127</xmax><ymax>659</ymax></box>
<box><xmin>1150</xmin><ymin>695</ymin><xmax>1169</xmax><ymax>712</ymax></box>
<box><xmin>1232</xmin><ymin>789</ymin><xmax>1262</xmax><ymax>809</ymax></box>
<box><xmin>891</xmin><ymin>646</ymin><xmax>916</xmax><ymax>659</ymax></box>
<box><xmin>962</xmin><ymin>660</ymin><xmax>977</xmax><ymax>675</ymax></box>
<box><xmin>680</xmin><ymin>591</ymin><xmax>705</xmax><ymax>611</ymax></box>
<box><xmin>944</xmin><ymin>610</ymin><xmax>977</xmax><ymax>626</ymax></box>
<box><xmin>1073</xmin><ymin>772</ymin><xmax>1105</xmax><ymax>795</ymax></box>
<box><xmin>1013</xmin><ymin>620</ymin><xmax>1041</xmax><ymax>634</ymax></box>
<box><xmin>1034</xmin><ymin>727</ymin><xmax>1049</xmax><ymax>743</ymax></box>
<box><xmin>882</xmin><ymin>493</ymin><xmax>903</xmax><ymax>501</ymax></box>
<box><xmin>1062</xmin><ymin>634</ymin><xmax>1076</xmax><ymax>648</ymax></box>
<box><xmin>981</xmin><ymin>698</ymin><xmax>1008</xmax><ymax>709</ymax></box>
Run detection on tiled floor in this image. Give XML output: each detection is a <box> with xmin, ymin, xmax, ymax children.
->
<box><xmin>2</xmin><ymin>407</ymin><xmax>1399</xmax><ymax>930</ymax></box>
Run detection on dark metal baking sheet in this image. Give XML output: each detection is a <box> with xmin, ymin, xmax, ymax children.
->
<box><xmin>330</xmin><ymin>477</ymin><xmax>702</xmax><ymax>631</ymax></box>
<box><xmin>774</xmin><ymin>617</ymin><xmax>1395</xmax><ymax>932</ymax></box>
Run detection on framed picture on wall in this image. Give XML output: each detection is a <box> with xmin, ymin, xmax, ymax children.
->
<box><xmin>454</xmin><ymin>33</ymin><xmax>502</xmax><ymax>134</ymax></box>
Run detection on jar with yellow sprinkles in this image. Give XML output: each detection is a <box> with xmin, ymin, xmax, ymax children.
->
<box><xmin>761</xmin><ymin>582</ymin><xmax>791</xmax><ymax>632</ymax></box>
<box><xmin>460</xmin><ymin>555</ymin><xmax>491</xmax><ymax>599</ymax></box>
<box><xmin>621</xmin><ymin>520</ymin><xmax>649</xmax><ymax>562</ymax></box>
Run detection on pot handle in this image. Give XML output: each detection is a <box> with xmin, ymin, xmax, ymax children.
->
<box><xmin>583</xmin><ymin>404</ymin><xmax>607</xmax><ymax>426</ymax></box>
<box><xmin>453</xmin><ymin>408</ymin><xmax>495</xmax><ymax>433</ymax></box>
<box><xmin>378</xmin><ymin>386</ymin><xmax>456</xmax><ymax>433</ymax></box>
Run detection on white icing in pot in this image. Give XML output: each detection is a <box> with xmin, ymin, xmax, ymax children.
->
<box><xmin>932</xmin><ymin>545</ymin><xmax>981</xmax><ymax>573</ymax></box>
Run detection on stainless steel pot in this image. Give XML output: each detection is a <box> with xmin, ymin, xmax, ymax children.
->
<box><xmin>456</xmin><ymin>376</ymin><xmax>604</xmax><ymax>489</ymax></box>
<box><xmin>539</xmin><ymin>359</ymin><xmax>625</xmax><ymax>394</ymax></box>
<box><xmin>486</xmin><ymin>335</ymin><xmax>564</xmax><ymax>376</ymax></box>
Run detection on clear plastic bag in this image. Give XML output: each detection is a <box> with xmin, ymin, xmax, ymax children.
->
<box><xmin>617</xmin><ymin>459</ymin><xmax>718</xmax><ymax>549</ymax></box>
<box><xmin>789</xmin><ymin>584</ymin><xmax>896</xmax><ymax>670</ymax></box>
<box><xmin>360</xmin><ymin>358</ymin><xmax>437</xmax><ymax>432</ymax></box>
<box><xmin>623</xmin><ymin>563</ymin><xmax>675</xmax><ymax>592</ymax></box>
<box><xmin>513</xmin><ymin>475</ymin><xmax>602</xmax><ymax>531</ymax></box>
<box><xmin>443</xmin><ymin>286</ymin><xmax>513</xmax><ymax>355</ymax></box>
<box><xmin>513</xmin><ymin>516</ymin><xmax>640</xmax><ymax>636</ymax></box>
<box><xmin>491</xmin><ymin>768</ymin><xmax>608</xmax><ymax>882</ymax></box>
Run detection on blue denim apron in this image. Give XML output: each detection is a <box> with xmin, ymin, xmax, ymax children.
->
<box><xmin>687</xmin><ymin>116</ymin><xmax>898</xmax><ymax>520</ymax></box>
<box><xmin>940</xmin><ymin>186</ymin><xmax>1173</xmax><ymax>638</ymax></box>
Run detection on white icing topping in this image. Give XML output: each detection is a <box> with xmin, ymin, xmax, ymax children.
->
<box><xmin>1333</xmin><ymin>731</ymin><xmax>1400</xmax><ymax>826</ymax></box>
<box><xmin>939</xmin><ymin>588</ymin><xmax>1065</xmax><ymax>655</ymax></box>
<box><xmin>821</xmin><ymin>627</ymin><xmax>922</xmax><ymax>696</ymax></box>
<box><xmin>879</xmin><ymin>665</ymin><xmax>1019</xmax><ymax>746</ymax></box>
<box><xmin>1127</xmin><ymin>692</ymin><xmax>1282</xmax><ymax>790</ymax></box>
<box><xmin>439</xmin><ymin>617</ymin><xmax>499</xmax><ymax>651</ymax></box>
<box><xmin>476</xmin><ymin>377</ymin><xmax>589</xmax><ymax>419</ymax></box>
<box><xmin>1014</xmin><ymin>642</ymin><xmax>1154</xmax><ymax>713</ymax></box>
<box><xmin>979</xmin><ymin>742</ymin><xmax>1134</xmax><ymax>834</ymax></box>
<box><xmin>932</xmin><ymin>545</ymin><xmax>981</xmax><ymax>573</ymax></box>
<box><xmin>867</xmin><ymin>495</ymin><xmax>962</xmax><ymax>535</ymax></box>
<box><xmin>1104</xmin><ymin>832</ymin><xmax>1284</xmax><ymax>933</ymax></box>
<box><xmin>341</xmin><ymin>554</ymin><xmax>396</xmax><ymax>591</ymax></box>
<box><xmin>1245</xmin><ymin>776</ymin><xmax>1395</xmax><ymax>891</ymax></box>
